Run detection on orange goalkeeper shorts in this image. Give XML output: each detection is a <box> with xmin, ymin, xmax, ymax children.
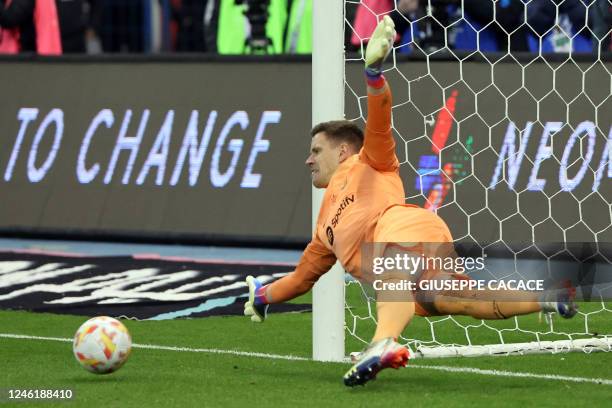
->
<box><xmin>373</xmin><ymin>204</ymin><xmax>453</xmax><ymax>245</ymax></box>
<box><xmin>373</xmin><ymin>204</ymin><xmax>456</xmax><ymax>317</ymax></box>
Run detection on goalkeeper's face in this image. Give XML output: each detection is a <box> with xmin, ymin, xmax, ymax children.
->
<box><xmin>306</xmin><ymin>132</ymin><xmax>351</xmax><ymax>188</ymax></box>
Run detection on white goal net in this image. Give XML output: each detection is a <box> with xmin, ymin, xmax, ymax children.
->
<box><xmin>343</xmin><ymin>0</ymin><xmax>612</xmax><ymax>358</ymax></box>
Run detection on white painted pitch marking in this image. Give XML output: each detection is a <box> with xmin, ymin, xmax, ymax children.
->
<box><xmin>404</xmin><ymin>364</ymin><xmax>612</xmax><ymax>385</ymax></box>
<box><xmin>2</xmin><ymin>333</ymin><xmax>611</xmax><ymax>385</ymax></box>
<box><xmin>0</xmin><ymin>333</ymin><xmax>310</xmax><ymax>362</ymax></box>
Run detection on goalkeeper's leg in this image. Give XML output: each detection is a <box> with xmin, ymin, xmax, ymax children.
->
<box><xmin>343</xmin><ymin>277</ymin><xmax>413</xmax><ymax>387</ymax></box>
<box><xmin>433</xmin><ymin>290</ymin><xmax>541</xmax><ymax>319</ymax></box>
<box><xmin>432</xmin><ymin>276</ymin><xmax>577</xmax><ymax>319</ymax></box>
<box><xmin>372</xmin><ymin>294</ymin><xmax>415</xmax><ymax>342</ymax></box>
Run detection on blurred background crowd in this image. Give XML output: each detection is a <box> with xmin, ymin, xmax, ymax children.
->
<box><xmin>0</xmin><ymin>0</ymin><xmax>610</xmax><ymax>55</ymax></box>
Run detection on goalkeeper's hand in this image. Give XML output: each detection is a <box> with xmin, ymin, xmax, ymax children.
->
<box><xmin>365</xmin><ymin>15</ymin><xmax>396</xmax><ymax>76</ymax></box>
<box><xmin>244</xmin><ymin>275</ymin><xmax>269</xmax><ymax>323</ymax></box>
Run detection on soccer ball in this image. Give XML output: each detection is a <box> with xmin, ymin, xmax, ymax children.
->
<box><xmin>72</xmin><ymin>316</ymin><xmax>132</xmax><ymax>374</ymax></box>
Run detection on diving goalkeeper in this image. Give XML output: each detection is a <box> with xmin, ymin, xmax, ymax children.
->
<box><xmin>244</xmin><ymin>16</ymin><xmax>577</xmax><ymax>387</ymax></box>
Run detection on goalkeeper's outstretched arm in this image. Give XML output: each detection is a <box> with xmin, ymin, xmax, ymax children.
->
<box><xmin>244</xmin><ymin>237</ymin><xmax>336</xmax><ymax>322</ymax></box>
<box><xmin>361</xmin><ymin>15</ymin><xmax>399</xmax><ymax>172</ymax></box>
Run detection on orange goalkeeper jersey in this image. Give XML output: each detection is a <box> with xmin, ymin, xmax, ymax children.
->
<box><xmin>291</xmin><ymin>84</ymin><xmax>407</xmax><ymax>285</ymax></box>
<box><xmin>266</xmin><ymin>83</ymin><xmax>454</xmax><ymax>304</ymax></box>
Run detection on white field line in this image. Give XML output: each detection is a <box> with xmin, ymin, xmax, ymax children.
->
<box><xmin>2</xmin><ymin>333</ymin><xmax>611</xmax><ymax>386</ymax></box>
<box><xmin>0</xmin><ymin>333</ymin><xmax>310</xmax><ymax>361</ymax></box>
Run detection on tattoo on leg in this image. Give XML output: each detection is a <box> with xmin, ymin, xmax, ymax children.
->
<box><xmin>493</xmin><ymin>301</ymin><xmax>508</xmax><ymax>319</ymax></box>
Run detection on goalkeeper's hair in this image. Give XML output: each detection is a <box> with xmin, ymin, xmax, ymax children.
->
<box><xmin>311</xmin><ymin>120</ymin><xmax>364</xmax><ymax>152</ymax></box>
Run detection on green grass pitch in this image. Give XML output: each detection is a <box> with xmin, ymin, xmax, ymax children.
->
<box><xmin>1</xmin><ymin>304</ymin><xmax>611</xmax><ymax>407</ymax></box>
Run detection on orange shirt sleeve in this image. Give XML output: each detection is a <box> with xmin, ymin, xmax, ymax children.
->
<box><xmin>360</xmin><ymin>84</ymin><xmax>399</xmax><ymax>172</ymax></box>
<box><xmin>267</xmin><ymin>234</ymin><xmax>336</xmax><ymax>303</ymax></box>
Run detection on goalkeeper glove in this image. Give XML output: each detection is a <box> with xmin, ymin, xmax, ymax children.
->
<box><xmin>244</xmin><ymin>275</ymin><xmax>269</xmax><ymax>323</ymax></box>
<box><xmin>365</xmin><ymin>15</ymin><xmax>396</xmax><ymax>81</ymax></box>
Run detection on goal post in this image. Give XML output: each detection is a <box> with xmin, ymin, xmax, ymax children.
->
<box><xmin>311</xmin><ymin>0</ymin><xmax>345</xmax><ymax>362</ymax></box>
